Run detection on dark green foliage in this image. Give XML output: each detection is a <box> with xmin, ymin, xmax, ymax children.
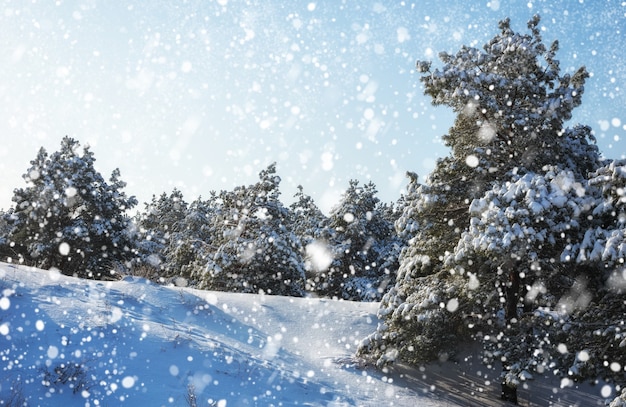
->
<box><xmin>421</xmin><ymin>16</ymin><xmax>595</xmax><ymax>176</ymax></box>
<box><xmin>357</xmin><ymin>16</ymin><xmax>624</xmax><ymax>394</ymax></box>
<box><xmin>0</xmin><ymin>208</ymin><xmax>18</xmax><ymax>262</ymax></box>
<box><xmin>6</xmin><ymin>137</ymin><xmax>137</xmax><ymax>279</ymax></box>
<box><xmin>289</xmin><ymin>185</ymin><xmax>326</xmax><ymax>247</ymax></box>
<box><xmin>163</xmin><ymin>195</ymin><xmax>218</xmax><ymax>284</ymax></box>
<box><xmin>134</xmin><ymin>189</ymin><xmax>189</xmax><ymax>280</ymax></box>
<box><xmin>311</xmin><ymin>180</ymin><xmax>400</xmax><ymax>301</ymax></box>
<box><xmin>127</xmin><ymin>165</ymin><xmax>400</xmax><ymax>299</ymax></box>
<box><xmin>188</xmin><ymin>163</ymin><xmax>307</xmax><ymax>296</ymax></box>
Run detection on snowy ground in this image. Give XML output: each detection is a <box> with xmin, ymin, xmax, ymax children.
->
<box><xmin>0</xmin><ymin>263</ymin><xmax>612</xmax><ymax>406</ymax></box>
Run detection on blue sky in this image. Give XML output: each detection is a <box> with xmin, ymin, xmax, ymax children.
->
<box><xmin>1</xmin><ymin>0</ymin><xmax>625</xmax><ymax>213</ymax></box>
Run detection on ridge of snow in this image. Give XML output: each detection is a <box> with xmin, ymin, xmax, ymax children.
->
<box><xmin>0</xmin><ymin>263</ymin><xmax>610</xmax><ymax>406</ymax></box>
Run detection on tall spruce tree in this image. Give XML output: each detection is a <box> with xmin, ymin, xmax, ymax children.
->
<box><xmin>357</xmin><ymin>16</ymin><xmax>603</xmax><ymax>403</ymax></box>
<box><xmin>8</xmin><ymin>137</ymin><xmax>137</xmax><ymax>278</ymax></box>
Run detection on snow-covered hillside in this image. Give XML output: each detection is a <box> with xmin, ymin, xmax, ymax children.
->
<box><xmin>0</xmin><ymin>263</ymin><xmax>611</xmax><ymax>406</ymax></box>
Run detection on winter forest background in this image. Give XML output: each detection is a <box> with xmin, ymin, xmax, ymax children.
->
<box><xmin>1</xmin><ymin>14</ymin><xmax>626</xmax><ymax>406</ymax></box>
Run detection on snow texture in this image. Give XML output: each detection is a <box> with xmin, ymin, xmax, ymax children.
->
<box><xmin>0</xmin><ymin>263</ymin><xmax>614</xmax><ymax>406</ymax></box>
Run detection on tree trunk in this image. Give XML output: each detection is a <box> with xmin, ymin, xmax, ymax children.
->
<box><xmin>505</xmin><ymin>269</ymin><xmax>520</xmax><ymax>322</ymax></box>
<box><xmin>501</xmin><ymin>378</ymin><xmax>519</xmax><ymax>404</ymax></box>
<box><xmin>501</xmin><ymin>268</ymin><xmax>520</xmax><ymax>404</ymax></box>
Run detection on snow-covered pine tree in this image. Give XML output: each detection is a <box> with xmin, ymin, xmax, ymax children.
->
<box><xmin>0</xmin><ymin>208</ymin><xmax>16</xmax><ymax>261</ymax></box>
<box><xmin>392</xmin><ymin>171</ymin><xmax>420</xmax><ymax>244</ymax></box>
<box><xmin>357</xmin><ymin>16</ymin><xmax>602</xmax><ymax>400</ymax></box>
<box><xmin>313</xmin><ymin>180</ymin><xmax>398</xmax><ymax>301</ymax></box>
<box><xmin>134</xmin><ymin>189</ymin><xmax>188</xmax><ymax>280</ymax></box>
<box><xmin>162</xmin><ymin>195</ymin><xmax>218</xmax><ymax>285</ymax></box>
<box><xmin>419</xmin><ymin>15</ymin><xmax>596</xmax><ymax>177</ymax></box>
<box><xmin>289</xmin><ymin>185</ymin><xmax>326</xmax><ymax>247</ymax></box>
<box><xmin>374</xmin><ymin>201</ymin><xmax>403</xmax><ymax>298</ymax></box>
<box><xmin>288</xmin><ymin>185</ymin><xmax>330</xmax><ymax>292</ymax></box>
<box><xmin>565</xmin><ymin>159</ymin><xmax>626</xmax><ymax>268</ymax></box>
<box><xmin>191</xmin><ymin>163</ymin><xmax>306</xmax><ymax>296</ymax></box>
<box><xmin>447</xmin><ymin>168</ymin><xmax>601</xmax><ymax>390</ymax></box>
<box><xmin>8</xmin><ymin>137</ymin><xmax>137</xmax><ymax>279</ymax></box>
<box><xmin>555</xmin><ymin>159</ymin><xmax>626</xmax><ymax>383</ymax></box>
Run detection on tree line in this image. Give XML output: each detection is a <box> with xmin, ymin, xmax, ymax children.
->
<box><xmin>0</xmin><ymin>138</ymin><xmax>403</xmax><ymax>301</ymax></box>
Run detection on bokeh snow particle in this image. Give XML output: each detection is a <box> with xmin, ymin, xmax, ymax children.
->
<box><xmin>29</xmin><ymin>169</ymin><xmax>40</xmax><ymax>181</ymax></box>
<box><xmin>321</xmin><ymin>151</ymin><xmax>334</xmax><ymax>171</ymax></box>
<box><xmin>577</xmin><ymin>350</ymin><xmax>590</xmax><ymax>362</ymax></box>
<box><xmin>169</xmin><ymin>365</ymin><xmax>179</xmax><ymax>376</ymax></box>
<box><xmin>467</xmin><ymin>273</ymin><xmax>480</xmax><ymax>290</ymax></box>
<box><xmin>65</xmin><ymin>186</ymin><xmax>77</xmax><ymax>198</ymax></box>
<box><xmin>0</xmin><ymin>296</ymin><xmax>9</xmax><ymax>311</ymax></box>
<box><xmin>601</xmin><ymin>385</ymin><xmax>613</xmax><ymax>398</ymax></box>
<box><xmin>478</xmin><ymin>122</ymin><xmax>497</xmax><ymax>142</ymax></box>
<box><xmin>59</xmin><ymin>242</ymin><xmax>70</xmax><ymax>256</ymax></box>
<box><xmin>488</xmin><ymin>0</ymin><xmax>501</xmax><ymax>11</ymax></box>
<box><xmin>47</xmin><ymin>345</ymin><xmax>59</xmax><ymax>359</ymax></box>
<box><xmin>306</xmin><ymin>241</ymin><xmax>333</xmax><ymax>272</ymax></box>
<box><xmin>397</xmin><ymin>27</ymin><xmax>410</xmax><ymax>43</ymax></box>
<box><xmin>47</xmin><ymin>268</ymin><xmax>62</xmax><ymax>281</ymax></box>
<box><xmin>561</xmin><ymin>377</ymin><xmax>573</xmax><ymax>389</ymax></box>
<box><xmin>122</xmin><ymin>376</ymin><xmax>136</xmax><ymax>389</ymax></box>
<box><xmin>465</xmin><ymin>155</ymin><xmax>479</xmax><ymax>168</ymax></box>
<box><xmin>181</xmin><ymin>61</ymin><xmax>193</xmax><ymax>73</ymax></box>
<box><xmin>446</xmin><ymin>298</ymin><xmax>459</xmax><ymax>312</ymax></box>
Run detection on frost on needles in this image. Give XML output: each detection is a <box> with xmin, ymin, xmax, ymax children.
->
<box><xmin>356</xmin><ymin>14</ymin><xmax>625</xmax><ymax>403</ymax></box>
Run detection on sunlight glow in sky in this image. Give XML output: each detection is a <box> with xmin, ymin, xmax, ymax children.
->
<box><xmin>1</xmin><ymin>0</ymin><xmax>625</xmax><ymax>212</ymax></box>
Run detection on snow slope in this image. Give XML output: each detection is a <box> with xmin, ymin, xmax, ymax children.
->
<box><xmin>0</xmin><ymin>263</ymin><xmax>611</xmax><ymax>406</ymax></box>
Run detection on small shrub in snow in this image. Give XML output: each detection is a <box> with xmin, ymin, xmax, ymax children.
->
<box><xmin>42</xmin><ymin>361</ymin><xmax>91</xmax><ymax>395</ymax></box>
